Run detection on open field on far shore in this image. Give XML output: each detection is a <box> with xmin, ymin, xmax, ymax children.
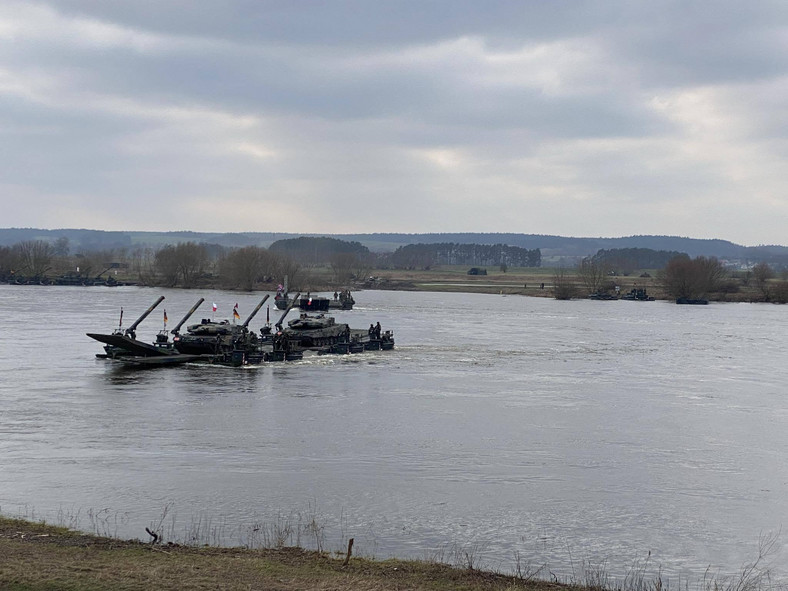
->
<box><xmin>364</xmin><ymin>266</ymin><xmax>667</xmax><ymax>298</ymax></box>
<box><xmin>0</xmin><ymin>516</ymin><xmax>567</xmax><ymax>591</ymax></box>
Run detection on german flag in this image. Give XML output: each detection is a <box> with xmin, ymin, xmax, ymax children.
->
<box><xmin>164</xmin><ymin>310</ymin><xmax>168</xmax><ymax>324</ymax></box>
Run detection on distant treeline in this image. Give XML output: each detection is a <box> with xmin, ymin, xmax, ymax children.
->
<box><xmin>3</xmin><ymin>228</ymin><xmax>788</xmax><ymax>264</ymax></box>
<box><xmin>269</xmin><ymin>236</ymin><xmax>369</xmax><ymax>265</ymax></box>
<box><xmin>0</xmin><ymin>236</ymin><xmax>374</xmax><ymax>290</ymax></box>
<box><xmin>4</xmin><ymin>236</ymin><xmax>788</xmax><ymax>302</ymax></box>
<box><xmin>592</xmin><ymin>248</ymin><xmax>688</xmax><ymax>273</ymax></box>
<box><xmin>0</xmin><ymin>236</ymin><xmax>541</xmax><ymax>288</ymax></box>
<box><xmin>388</xmin><ymin>242</ymin><xmax>541</xmax><ymax>269</ymax></box>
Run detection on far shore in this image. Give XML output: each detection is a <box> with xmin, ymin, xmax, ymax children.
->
<box><xmin>324</xmin><ymin>267</ymin><xmax>762</xmax><ymax>303</ymax></box>
<box><xmin>4</xmin><ymin>264</ymin><xmax>779</xmax><ymax>303</ymax></box>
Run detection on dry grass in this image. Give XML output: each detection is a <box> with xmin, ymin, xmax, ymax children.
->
<box><xmin>0</xmin><ymin>516</ymin><xmax>566</xmax><ymax>590</ymax></box>
<box><xmin>370</xmin><ymin>266</ymin><xmax>663</xmax><ymax>298</ymax></box>
<box><xmin>2</xmin><ymin>518</ymin><xmax>784</xmax><ymax>591</ymax></box>
<box><xmin>369</xmin><ymin>266</ymin><xmax>775</xmax><ymax>302</ymax></box>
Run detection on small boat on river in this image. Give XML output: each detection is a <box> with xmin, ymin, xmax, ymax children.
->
<box><xmin>274</xmin><ymin>289</ymin><xmax>355</xmax><ymax>311</ymax></box>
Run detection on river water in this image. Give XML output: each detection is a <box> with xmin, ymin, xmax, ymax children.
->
<box><xmin>1</xmin><ymin>284</ymin><xmax>786</xmax><ymax>580</ymax></box>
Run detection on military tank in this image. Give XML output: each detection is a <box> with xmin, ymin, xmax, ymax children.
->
<box><xmin>269</xmin><ymin>292</ymin><xmax>393</xmax><ymax>358</ymax></box>
<box><xmin>281</xmin><ymin>314</ymin><xmax>351</xmax><ymax>349</ymax></box>
<box><xmin>173</xmin><ymin>295</ymin><xmax>270</xmax><ymax>364</ymax></box>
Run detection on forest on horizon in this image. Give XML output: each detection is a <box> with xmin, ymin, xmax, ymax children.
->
<box><xmin>1</xmin><ymin>228</ymin><xmax>786</xmax><ymax>263</ymax></box>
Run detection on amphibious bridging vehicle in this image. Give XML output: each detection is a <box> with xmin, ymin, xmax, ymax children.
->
<box><xmin>89</xmin><ymin>293</ymin><xmax>393</xmax><ymax>367</ymax></box>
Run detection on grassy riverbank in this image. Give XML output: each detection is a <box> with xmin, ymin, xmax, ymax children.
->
<box><xmin>1</xmin><ymin>516</ymin><xmax>780</xmax><ymax>591</ymax></box>
<box><xmin>0</xmin><ymin>516</ymin><xmax>566</xmax><ymax>590</ymax></box>
<box><xmin>364</xmin><ymin>266</ymin><xmax>678</xmax><ymax>299</ymax></box>
<box><xmin>296</xmin><ymin>265</ymin><xmax>650</xmax><ymax>297</ymax></box>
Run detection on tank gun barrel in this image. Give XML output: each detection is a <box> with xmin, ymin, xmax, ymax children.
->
<box><xmin>275</xmin><ymin>292</ymin><xmax>301</xmax><ymax>330</ymax></box>
<box><xmin>125</xmin><ymin>296</ymin><xmax>165</xmax><ymax>335</ymax></box>
<box><xmin>171</xmin><ymin>297</ymin><xmax>205</xmax><ymax>334</ymax></box>
<box><xmin>94</xmin><ymin>265</ymin><xmax>113</xmax><ymax>280</ymax></box>
<box><xmin>242</xmin><ymin>294</ymin><xmax>270</xmax><ymax>328</ymax></box>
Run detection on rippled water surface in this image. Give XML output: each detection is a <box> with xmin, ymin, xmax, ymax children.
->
<box><xmin>1</xmin><ymin>285</ymin><xmax>787</xmax><ymax>578</ymax></box>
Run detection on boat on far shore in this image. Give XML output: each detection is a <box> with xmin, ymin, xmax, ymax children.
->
<box><xmin>676</xmin><ymin>297</ymin><xmax>709</xmax><ymax>305</ymax></box>
<box><xmin>587</xmin><ymin>292</ymin><xmax>617</xmax><ymax>300</ymax></box>
<box><xmin>621</xmin><ymin>288</ymin><xmax>655</xmax><ymax>301</ymax></box>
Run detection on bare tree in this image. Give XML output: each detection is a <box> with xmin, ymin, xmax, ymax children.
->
<box><xmin>0</xmin><ymin>245</ymin><xmax>21</xmax><ymax>277</ymax></box>
<box><xmin>15</xmin><ymin>240</ymin><xmax>54</xmax><ymax>278</ymax></box>
<box><xmin>219</xmin><ymin>246</ymin><xmax>275</xmax><ymax>291</ymax></box>
<box><xmin>552</xmin><ymin>267</ymin><xmax>578</xmax><ymax>300</ymax></box>
<box><xmin>177</xmin><ymin>242</ymin><xmax>210</xmax><ymax>287</ymax></box>
<box><xmin>154</xmin><ymin>245</ymin><xmax>181</xmax><ymax>287</ymax></box>
<box><xmin>330</xmin><ymin>252</ymin><xmax>358</xmax><ymax>284</ymax></box>
<box><xmin>752</xmin><ymin>262</ymin><xmax>775</xmax><ymax>300</ymax></box>
<box><xmin>273</xmin><ymin>254</ymin><xmax>301</xmax><ymax>289</ymax></box>
<box><xmin>577</xmin><ymin>257</ymin><xmax>611</xmax><ymax>294</ymax></box>
<box><xmin>772</xmin><ymin>280</ymin><xmax>788</xmax><ymax>304</ymax></box>
<box><xmin>351</xmin><ymin>256</ymin><xmax>374</xmax><ymax>285</ymax></box>
<box><xmin>153</xmin><ymin>242</ymin><xmax>210</xmax><ymax>287</ymax></box>
<box><xmin>658</xmin><ymin>257</ymin><xmax>699</xmax><ymax>299</ymax></box>
<box><xmin>74</xmin><ymin>249</ymin><xmax>116</xmax><ymax>280</ymax></box>
<box><xmin>658</xmin><ymin>255</ymin><xmax>726</xmax><ymax>299</ymax></box>
<box><xmin>694</xmin><ymin>256</ymin><xmax>727</xmax><ymax>294</ymax></box>
<box><xmin>131</xmin><ymin>247</ymin><xmax>157</xmax><ymax>284</ymax></box>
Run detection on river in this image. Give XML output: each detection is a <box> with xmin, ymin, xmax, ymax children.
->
<box><xmin>0</xmin><ymin>284</ymin><xmax>786</xmax><ymax>581</ymax></box>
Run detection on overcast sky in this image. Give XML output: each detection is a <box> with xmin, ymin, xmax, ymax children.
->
<box><xmin>1</xmin><ymin>1</ymin><xmax>786</xmax><ymax>245</ymax></box>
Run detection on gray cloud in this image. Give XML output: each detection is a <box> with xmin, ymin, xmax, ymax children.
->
<box><xmin>1</xmin><ymin>0</ymin><xmax>787</xmax><ymax>244</ymax></box>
